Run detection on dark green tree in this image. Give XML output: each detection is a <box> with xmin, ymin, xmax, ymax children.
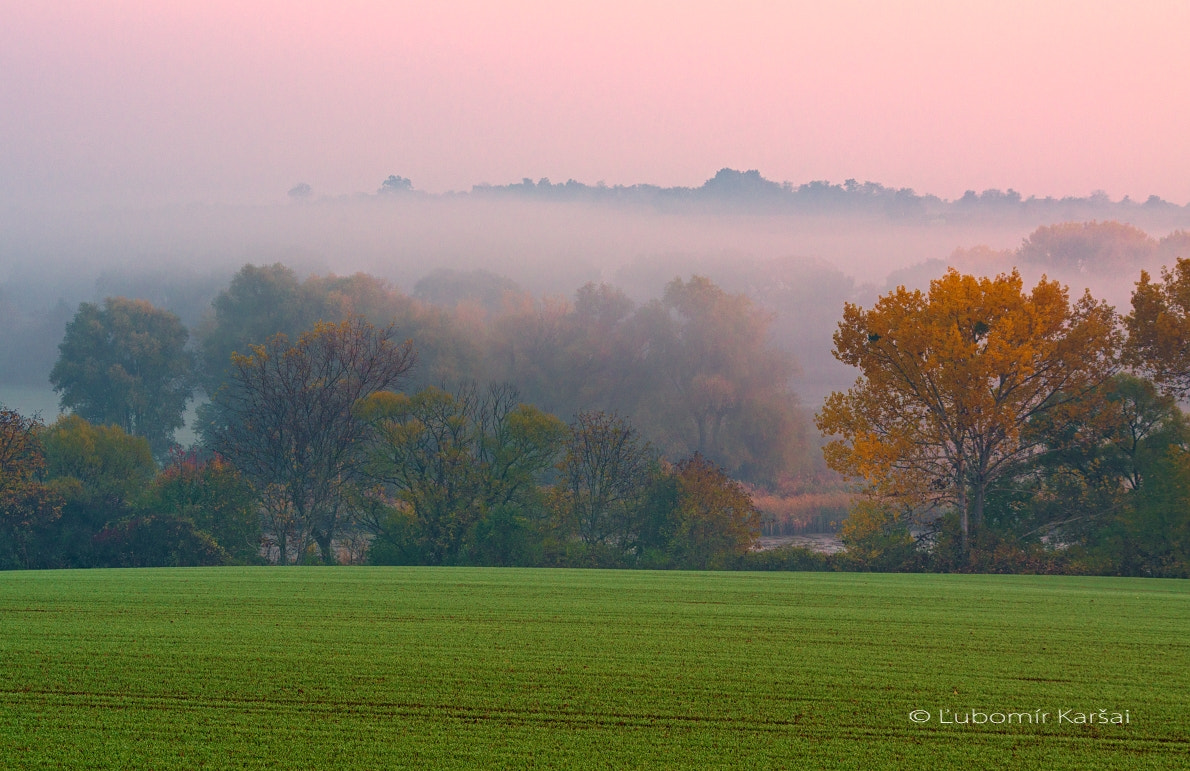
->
<box><xmin>1017</xmin><ymin>375</ymin><xmax>1190</xmax><ymax>575</ymax></box>
<box><xmin>41</xmin><ymin>415</ymin><xmax>157</xmax><ymax>567</ymax></box>
<box><xmin>358</xmin><ymin>383</ymin><xmax>565</xmax><ymax>565</ymax></box>
<box><xmin>50</xmin><ymin>297</ymin><xmax>195</xmax><ymax>459</ymax></box>
<box><xmin>141</xmin><ymin>450</ymin><xmax>262</xmax><ymax>563</ymax></box>
<box><xmin>1102</xmin><ymin>447</ymin><xmax>1190</xmax><ymax>577</ymax></box>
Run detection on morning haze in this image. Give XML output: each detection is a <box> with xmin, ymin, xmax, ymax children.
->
<box><xmin>4</xmin><ymin>4</ymin><xmax>1190</xmax><ymax>765</ymax></box>
<box><xmin>3</xmin><ymin>174</ymin><xmax>1188</xmax><ymax>410</ymax></box>
<box><xmin>4</xmin><ymin>1</ymin><xmax>1187</xmax><ymax>404</ymax></box>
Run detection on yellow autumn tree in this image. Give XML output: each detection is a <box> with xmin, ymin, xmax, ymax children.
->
<box><xmin>816</xmin><ymin>269</ymin><xmax>1119</xmax><ymax>552</ymax></box>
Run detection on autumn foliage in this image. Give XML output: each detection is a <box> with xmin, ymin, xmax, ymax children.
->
<box><xmin>817</xmin><ymin>269</ymin><xmax>1119</xmax><ymax>551</ymax></box>
<box><xmin>0</xmin><ymin>409</ymin><xmax>62</xmax><ymax>569</ymax></box>
<box><xmin>8</xmin><ymin>255</ymin><xmax>1190</xmax><ymax>575</ymax></box>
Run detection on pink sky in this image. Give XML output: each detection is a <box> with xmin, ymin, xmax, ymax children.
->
<box><xmin>2</xmin><ymin>0</ymin><xmax>1189</xmax><ymax>206</ymax></box>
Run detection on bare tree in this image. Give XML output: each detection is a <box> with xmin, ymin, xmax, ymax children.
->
<box><xmin>206</xmin><ymin>317</ymin><xmax>415</xmax><ymax>563</ymax></box>
<box><xmin>560</xmin><ymin>411</ymin><xmax>656</xmax><ymax>549</ymax></box>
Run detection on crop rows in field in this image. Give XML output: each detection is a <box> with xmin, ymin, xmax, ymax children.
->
<box><xmin>1</xmin><ymin>568</ymin><xmax>1187</xmax><ymax>769</ymax></box>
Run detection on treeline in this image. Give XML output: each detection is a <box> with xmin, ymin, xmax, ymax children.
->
<box><xmin>382</xmin><ymin>168</ymin><xmax>1190</xmax><ymax>222</ymax></box>
<box><xmin>194</xmin><ymin>265</ymin><xmax>811</xmax><ymax>485</ymax></box>
<box><xmin>897</xmin><ymin>220</ymin><xmax>1190</xmax><ymax>286</ymax></box>
<box><xmin>4</xmin><ymin>218</ymin><xmax>1188</xmax><ymax>416</ymax></box>
<box><xmin>0</xmin><ymin>401</ymin><xmax>760</xmax><ymax>570</ymax></box>
<box><xmin>4</xmin><ymin>244</ymin><xmax>1190</xmax><ymax>576</ymax></box>
<box><xmin>3</xmin><ymin>268</ymin><xmax>802</xmax><ymax>569</ymax></box>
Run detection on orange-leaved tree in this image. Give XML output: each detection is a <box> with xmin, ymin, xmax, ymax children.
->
<box><xmin>816</xmin><ymin>269</ymin><xmax>1118</xmax><ymax>553</ymax></box>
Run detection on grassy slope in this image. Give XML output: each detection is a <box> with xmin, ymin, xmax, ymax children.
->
<box><xmin>0</xmin><ymin>568</ymin><xmax>1187</xmax><ymax>770</ymax></box>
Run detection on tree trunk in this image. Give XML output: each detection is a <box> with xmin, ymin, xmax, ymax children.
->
<box><xmin>972</xmin><ymin>482</ymin><xmax>985</xmax><ymax>535</ymax></box>
<box><xmin>314</xmin><ymin>530</ymin><xmax>337</xmax><ymax>565</ymax></box>
<box><xmin>957</xmin><ymin>457</ymin><xmax>968</xmax><ymax>556</ymax></box>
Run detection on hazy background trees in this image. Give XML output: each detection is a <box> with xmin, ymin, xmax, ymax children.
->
<box><xmin>198</xmin><ymin>264</ymin><xmax>479</xmax><ymax>398</ymax></box>
<box><xmin>634</xmin><ymin>276</ymin><xmax>807</xmax><ymax>483</ymax></box>
<box><xmin>478</xmin><ymin>276</ymin><xmax>809</xmax><ymax>486</ymax></box>
<box><xmin>50</xmin><ymin>297</ymin><xmax>194</xmax><ymax>459</ymax></box>
<box><xmin>4</xmin><ymin>209</ymin><xmax>1190</xmax><ymax>573</ymax></box>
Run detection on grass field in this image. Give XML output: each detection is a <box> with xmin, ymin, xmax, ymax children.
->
<box><xmin>1</xmin><ymin>568</ymin><xmax>1187</xmax><ymax>769</ymax></box>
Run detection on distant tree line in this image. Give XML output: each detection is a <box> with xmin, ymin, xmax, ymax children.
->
<box><xmin>3</xmin><ymin>270</ymin><xmax>784</xmax><ymax>569</ymax></box>
<box><xmin>3</xmin><ymin>237</ymin><xmax>1190</xmax><ymax>576</ymax></box>
<box><xmin>192</xmin><ymin>264</ymin><xmax>810</xmax><ymax>486</ymax></box>
<box><xmin>0</xmin><ymin>396</ymin><xmax>759</xmax><ymax>570</ymax></box>
<box><xmin>435</xmin><ymin>168</ymin><xmax>1190</xmax><ymax>221</ymax></box>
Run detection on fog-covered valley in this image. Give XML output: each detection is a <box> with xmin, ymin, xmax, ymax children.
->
<box><xmin>5</xmin><ymin>174</ymin><xmax>1188</xmax><ymax>416</ymax></box>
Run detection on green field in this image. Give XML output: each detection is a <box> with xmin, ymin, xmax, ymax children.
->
<box><xmin>1</xmin><ymin>569</ymin><xmax>1187</xmax><ymax>769</ymax></box>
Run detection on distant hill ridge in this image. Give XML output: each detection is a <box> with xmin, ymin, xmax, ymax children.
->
<box><xmin>358</xmin><ymin>168</ymin><xmax>1189</xmax><ymax>218</ymax></box>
